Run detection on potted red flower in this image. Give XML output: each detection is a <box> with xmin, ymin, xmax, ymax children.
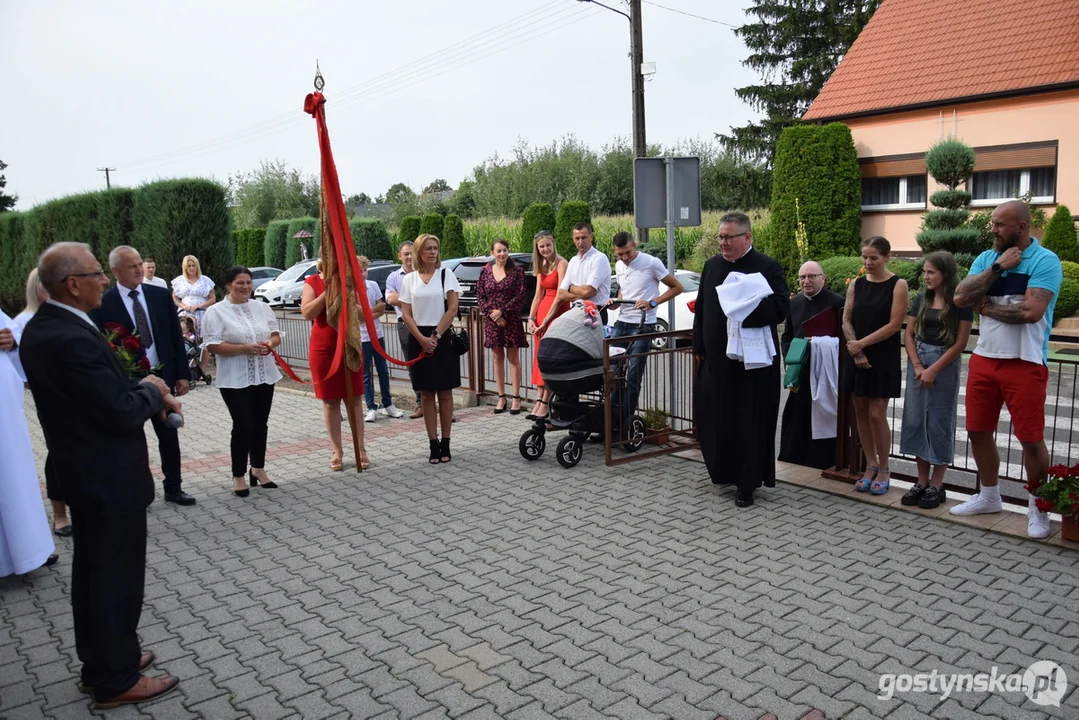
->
<box><xmin>1028</xmin><ymin>464</ymin><xmax>1079</xmax><ymax>542</ymax></box>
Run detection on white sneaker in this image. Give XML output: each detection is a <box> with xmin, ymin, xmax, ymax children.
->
<box><xmin>949</xmin><ymin>493</ymin><xmax>1003</xmax><ymax>516</ymax></box>
<box><xmin>379</xmin><ymin>404</ymin><xmax>405</xmax><ymax>419</ymax></box>
<box><xmin>364</xmin><ymin>409</ymin><xmax>378</xmax><ymax>423</ymax></box>
<box><xmin>1028</xmin><ymin>497</ymin><xmax>1051</xmax><ymax>539</ymax></box>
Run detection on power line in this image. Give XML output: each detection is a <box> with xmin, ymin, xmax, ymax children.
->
<box><xmin>642</xmin><ymin>0</ymin><xmax>737</xmax><ymax>28</ymax></box>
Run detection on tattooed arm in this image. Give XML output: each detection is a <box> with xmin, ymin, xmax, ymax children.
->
<box><xmin>842</xmin><ymin>280</ymin><xmax>858</xmax><ymax>344</ymax></box>
<box><xmin>954</xmin><ymin>267</ymin><xmax>999</xmax><ymax>309</ymax></box>
<box><xmin>978</xmin><ymin>288</ymin><xmax>1055</xmax><ymax>325</ymax></box>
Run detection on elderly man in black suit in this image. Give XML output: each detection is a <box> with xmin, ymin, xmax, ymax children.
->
<box><xmin>90</xmin><ymin>245</ymin><xmax>196</xmax><ymax>505</ymax></box>
<box><xmin>21</xmin><ymin>242</ymin><xmax>181</xmax><ymax>709</ymax></box>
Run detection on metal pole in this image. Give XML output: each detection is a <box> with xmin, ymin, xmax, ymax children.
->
<box><xmin>630</xmin><ymin>0</ymin><xmax>648</xmax><ymax>246</ymax></box>
<box><xmin>665</xmin><ymin>157</ymin><xmax>676</xmax><ymax>412</ymax></box>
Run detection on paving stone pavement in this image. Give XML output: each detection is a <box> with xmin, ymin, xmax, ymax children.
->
<box><xmin>3</xmin><ymin>383</ymin><xmax>1079</xmax><ymax>719</ymax></box>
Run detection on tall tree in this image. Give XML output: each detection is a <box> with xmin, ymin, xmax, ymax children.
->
<box><xmin>227</xmin><ymin>159</ymin><xmax>319</xmax><ymax>229</ymax></box>
<box><xmin>0</xmin><ymin>159</ymin><xmax>17</xmax><ymax>213</ymax></box>
<box><xmin>719</xmin><ymin>0</ymin><xmax>881</xmax><ymax>165</ymax></box>
<box><xmin>346</xmin><ymin>192</ymin><xmax>372</xmax><ymax>205</ymax></box>
<box><xmin>385</xmin><ymin>183</ymin><xmax>416</xmax><ymax>206</ymax></box>
<box><xmin>423</xmin><ymin>179</ymin><xmax>451</xmax><ymax>194</ymax></box>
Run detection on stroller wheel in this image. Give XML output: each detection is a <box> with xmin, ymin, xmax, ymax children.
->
<box><xmin>519</xmin><ymin>429</ymin><xmax>546</xmax><ymax>461</ymax></box>
<box><xmin>556</xmin><ymin>436</ymin><xmax>583</xmax><ymax>468</ymax></box>
<box><xmin>624</xmin><ymin>415</ymin><xmax>646</xmax><ymax>453</ymax></box>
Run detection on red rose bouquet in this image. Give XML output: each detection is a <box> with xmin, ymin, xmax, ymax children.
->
<box><xmin>102</xmin><ymin>322</ymin><xmax>162</xmax><ymax>378</ymax></box>
<box><xmin>1028</xmin><ymin>464</ymin><xmax>1079</xmax><ymax>520</ymax></box>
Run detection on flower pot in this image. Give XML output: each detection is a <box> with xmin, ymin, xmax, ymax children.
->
<box><xmin>1062</xmin><ymin>515</ymin><xmax>1079</xmax><ymax>543</ymax></box>
<box><xmin>646</xmin><ymin>425</ymin><xmax>672</xmax><ymax>445</ymax></box>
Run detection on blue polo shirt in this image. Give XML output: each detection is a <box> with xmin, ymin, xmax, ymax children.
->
<box><xmin>970</xmin><ymin>238</ymin><xmax>1062</xmax><ymax>365</ymax></box>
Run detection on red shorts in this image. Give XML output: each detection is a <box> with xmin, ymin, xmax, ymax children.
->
<box><xmin>965</xmin><ymin>353</ymin><xmax>1048</xmax><ymax>443</ymax></box>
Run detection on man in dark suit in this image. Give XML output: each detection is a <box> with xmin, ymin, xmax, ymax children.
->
<box><xmin>21</xmin><ymin>242</ymin><xmax>181</xmax><ymax>709</ymax></box>
<box><xmin>90</xmin><ymin>245</ymin><xmax>196</xmax><ymax>505</ymax></box>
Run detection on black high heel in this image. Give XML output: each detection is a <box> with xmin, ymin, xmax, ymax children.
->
<box><xmin>429</xmin><ymin>439</ymin><xmax>441</xmax><ymax>464</ymax></box>
<box><xmin>509</xmin><ymin>395</ymin><xmax>523</xmax><ymax>415</ymax></box>
<box><xmin>493</xmin><ymin>394</ymin><xmax>507</xmax><ymax>414</ymax></box>
<box><xmin>233</xmin><ymin>480</ymin><xmax>249</xmax><ymax>498</ymax></box>
<box><xmin>439</xmin><ymin>437</ymin><xmax>451</xmax><ymax>463</ymax></box>
<box><xmin>249</xmin><ymin>469</ymin><xmax>277</xmax><ymax>489</ymax></box>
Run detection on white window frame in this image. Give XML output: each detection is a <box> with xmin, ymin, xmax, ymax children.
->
<box><xmin>861</xmin><ymin>175</ymin><xmax>927</xmax><ymax>212</ymax></box>
<box><xmin>969</xmin><ymin>168</ymin><xmax>1056</xmax><ymax>207</ymax></box>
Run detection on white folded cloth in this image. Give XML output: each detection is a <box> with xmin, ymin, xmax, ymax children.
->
<box><xmin>810</xmin><ymin>336</ymin><xmax>840</xmax><ymax>439</ymax></box>
<box><xmin>717</xmin><ymin>272</ymin><xmax>776</xmax><ymax>369</ymax></box>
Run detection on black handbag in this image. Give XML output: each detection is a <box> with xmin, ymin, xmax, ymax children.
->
<box><xmin>441</xmin><ymin>269</ymin><xmax>469</xmax><ymax>356</ymax></box>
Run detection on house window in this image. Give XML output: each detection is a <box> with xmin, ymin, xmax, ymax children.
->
<box><xmin>970</xmin><ymin>167</ymin><xmax>1056</xmax><ymax>206</ymax></box>
<box><xmin>861</xmin><ymin>174</ymin><xmax>927</xmax><ymax>211</ymax></box>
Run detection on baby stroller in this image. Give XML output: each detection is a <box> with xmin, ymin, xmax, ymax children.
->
<box><xmin>181</xmin><ymin>317</ymin><xmax>211</xmax><ymax>385</ymax></box>
<box><xmin>519</xmin><ymin>301</ymin><xmax>645</xmax><ymax>468</ymax></box>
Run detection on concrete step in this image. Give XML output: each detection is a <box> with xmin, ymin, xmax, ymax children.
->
<box><xmin>1055</xmin><ymin>315</ymin><xmax>1079</xmax><ymax>331</ymax></box>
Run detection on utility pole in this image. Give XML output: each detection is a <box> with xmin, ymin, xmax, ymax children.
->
<box><xmin>630</xmin><ymin>0</ymin><xmax>648</xmax><ymax>245</ymax></box>
<box><xmin>97</xmin><ymin>167</ymin><xmax>115</xmax><ymax>189</ymax></box>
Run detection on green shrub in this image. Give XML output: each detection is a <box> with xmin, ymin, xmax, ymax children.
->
<box><xmin>0</xmin><ymin>212</ymin><xmax>30</xmax><ymax>314</ymax></box>
<box><xmin>819</xmin><ymin>256</ymin><xmax>864</xmax><ymax>294</ymax></box>
<box><xmin>769</xmin><ymin>123</ymin><xmax>862</xmax><ymax>287</ymax></box>
<box><xmin>1054</xmin><ymin>278</ymin><xmax>1079</xmax><ymax>323</ymax></box>
<box><xmin>397</xmin><ymin>215</ymin><xmax>422</xmax><ymax>247</ymax></box>
<box><xmin>916</xmin><ymin>228</ymin><xmax>986</xmax><ymax>255</ymax></box>
<box><xmin>1061</xmin><ymin>260</ymin><xmax>1079</xmax><ymax>282</ymax></box>
<box><xmin>929</xmin><ymin>189</ymin><xmax>973</xmax><ymax>208</ymax></box>
<box><xmin>520</xmin><ymin>203</ymin><xmax>557</xmax><ymax>254</ymax></box>
<box><xmin>925</xmin><ymin>138</ymin><xmax>977</xmax><ymax>189</ymax></box>
<box><xmin>419</xmin><ymin>212</ymin><xmax>444</xmax><ymax>239</ymax></box>
<box><xmin>917</xmin><ymin>138</ymin><xmax>984</xmax><ymax>255</ymax></box>
<box><xmin>888</xmin><ymin>257</ymin><xmax>923</xmax><ymax>291</ymax></box>
<box><xmin>964</xmin><ymin>209</ymin><xmax>994</xmax><ymax>249</ymax></box>
<box><xmin>554</xmin><ymin>201</ymin><xmax>592</xmax><ymax>261</ymax></box>
<box><xmin>1043</xmin><ymin>205</ymin><xmax>1078</xmax><ymax>263</ymax></box>
<box><xmin>349</xmin><ymin>217</ymin><xmax>393</xmax><ymax>261</ymax></box>
<box><xmin>264</xmin><ymin>221</ymin><xmax>290</xmax><ymax>269</ymax></box>
<box><xmin>131</xmin><ymin>179</ymin><xmax>232</xmax><ymax>288</ymax></box>
<box><xmin>640</xmin><ymin>240</ymin><xmax>669</xmax><ymax>267</ymax></box>
<box><xmin>441</xmin><ymin>214</ymin><xmax>467</xmax><ymax>259</ymax></box>
<box><xmin>687</xmin><ymin>233</ymin><xmax>720</xmax><ymax>273</ymax></box>
<box><xmin>953</xmin><ymin>252</ymin><xmax>977</xmax><ymax>269</ymax></box>
<box><xmin>233</xmin><ymin>228</ymin><xmax>264</xmax><ymax>267</ymax></box>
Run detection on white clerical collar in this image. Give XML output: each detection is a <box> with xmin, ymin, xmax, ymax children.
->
<box><xmin>804</xmin><ymin>287</ymin><xmax>823</xmax><ymax>300</ymax></box>
<box><xmin>46</xmin><ymin>298</ymin><xmax>96</xmax><ymax>328</ymax></box>
<box><xmin>733</xmin><ymin>245</ymin><xmax>753</xmax><ymax>262</ymax></box>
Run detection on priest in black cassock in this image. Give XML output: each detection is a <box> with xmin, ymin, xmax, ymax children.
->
<box><xmin>692</xmin><ymin>212</ymin><xmax>789</xmax><ymax>507</ymax></box>
<box><xmin>778</xmin><ymin>261</ymin><xmax>845</xmax><ymax>469</ymax></box>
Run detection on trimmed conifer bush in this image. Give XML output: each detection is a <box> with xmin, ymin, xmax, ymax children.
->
<box><xmin>441</xmin><ymin>214</ymin><xmax>467</xmax><ymax>260</ymax></box>
<box><xmin>916</xmin><ymin>139</ymin><xmax>985</xmax><ymax>255</ymax></box>
<box><xmin>521</xmin><ymin>203</ymin><xmax>557</xmax><ymax>253</ymax></box>
<box><xmin>769</xmin><ymin>123</ymin><xmax>862</xmax><ymax>286</ymax></box>
<box><xmin>1055</xmin><ymin>278</ymin><xmax>1079</xmax><ymax>322</ymax></box>
<box><xmin>1043</xmin><ymin>205</ymin><xmax>1078</xmax><ymax>263</ymax></box>
<box><xmin>264</xmin><ymin>221</ymin><xmax>289</xmax><ymax>270</ymax></box>
<box><xmin>554</xmin><ymin>201</ymin><xmax>593</xmax><ymax>261</ymax></box>
<box><xmin>419</xmin><ymin>212</ymin><xmax>444</xmax><ymax>240</ymax></box>
<box><xmin>397</xmin><ymin>215</ymin><xmax>422</xmax><ymax>248</ymax></box>
<box><xmin>233</xmin><ymin>228</ymin><xmax>265</xmax><ymax>267</ymax></box>
<box><xmin>349</xmin><ymin>217</ymin><xmax>393</xmax><ymax>261</ymax></box>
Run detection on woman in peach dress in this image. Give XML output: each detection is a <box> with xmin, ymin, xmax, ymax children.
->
<box><xmin>525</xmin><ymin>230</ymin><xmax>569</xmax><ymax>420</ymax></box>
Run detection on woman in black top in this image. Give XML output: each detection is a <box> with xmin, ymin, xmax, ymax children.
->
<box><xmin>899</xmin><ymin>251</ymin><xmax>973</xmax><ymax>508</ymax></box>
<box><xmin>842</xmin><ymin>236</ymin><xmax>909</xmax><ymax>495</ymax></box>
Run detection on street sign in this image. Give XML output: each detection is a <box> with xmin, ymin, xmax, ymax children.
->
<box><xmin>632</xmin><ymin>156</ymin><xmax>701</xmax><ymax>229</ymax></box>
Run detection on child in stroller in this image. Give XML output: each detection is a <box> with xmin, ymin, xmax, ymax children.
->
<box><xmin>182</xmin><ymin>316</ymin><xmax>212</xmax><ymax>385</ymax></box>
<box><xmin>519</xmin><ymin>300</ymin><xmax>645</xmax><ymax>468</ymax></box>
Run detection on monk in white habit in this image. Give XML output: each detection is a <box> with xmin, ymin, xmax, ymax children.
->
<box><xmin>0</xmin><ymin>310</ymin><xmax>56</xmax><ymax>576</ymax></box>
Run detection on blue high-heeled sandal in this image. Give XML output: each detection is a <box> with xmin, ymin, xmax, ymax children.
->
<box><xmin>855</xmin><ymin>467</ymin><xmax>878</xmax><ymax>492</ymax></box>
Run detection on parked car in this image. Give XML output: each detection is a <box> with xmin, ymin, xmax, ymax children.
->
<box><xmin>607</xmin><ymin>270</ymin><xmax>700</xmax><ymax>349</ymax></box>
<box><xmin>249</xmin><ymin>266</ymin><xmax>284</xmax><ymax>291</ymax></box>
<box><xmin>277</xmin><ymin>259</ymin><xmax>395</xmax><ymax>307</ymax></box>
<box><xmin>255</xmin><ymin>259</ymin><xmax>319</xmax><ymax>307</ymax></box>
<box><xmin>454</xmin><ymin>253</ymin><xmax>537</xmax><ymax>318</ymax></box>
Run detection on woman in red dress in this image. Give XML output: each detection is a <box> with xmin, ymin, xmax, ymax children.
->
<box><xmin>300</xmin><ymin>260</ymin><xmax>369</xmax><ymax>471</ymax></box>
<box><xmin>525</xmin><ymin>230</ymin><xmax>569</xmax><ymax>420</ymax></box>
<box><xmin>477</xmin><ymin>239</ymin><xmax>529</xmax><ymax>414</ymax></box>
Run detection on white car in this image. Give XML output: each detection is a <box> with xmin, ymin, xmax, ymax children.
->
<box><xmin>254</xmin><ymin>259</ymin><xmax>319</xmax><ymax>307</ymax></box>
<box><xmin>606</xmin><ymin>270</ymin><xmax>700</xmax><ymax>349</ymax></box>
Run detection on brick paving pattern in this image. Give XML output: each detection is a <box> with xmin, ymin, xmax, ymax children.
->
<box><xmin>3</xmin><ymin>384</ymin><xmax>1078</xmax><ymax>719</ymax></box>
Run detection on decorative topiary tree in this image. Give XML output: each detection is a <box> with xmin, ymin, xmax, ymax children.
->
<box><xmin>349</xmin><ymin>217</ymin><xmax>393</xmax><ymax>261</ymax></box>
<box><xmin>419</xmin><ymin>212</ymin><xmax>444</xmax><ymax>239</ymax></box>
<box><xmin>441</xmin><ymin>214</ymin><xmax>467</xmax><ymax>259</ymax></box>
<box><xmin>916</xmin><ymin>138</ymin><xmax>984</xmax><ymax>255</ymax></box>
<box><xmin>264</xmin><ymin>220</ymin><xmax>290</xmax><ymax>269</ymax></box>
<box><xmin>769</xmin><ymin>123</ymin><xmax>862</xmax><ymax>287</ymax></box>
<box><xmin>520</xmin><ymin>202</ymin><xmax>557</xmax><ymax>253</ymax></box>
<box><xmin>1043</xmin><ymin>204</ymin><xmax>1078</xmax><ymax>263</ymax></box>
<box><xmin>397</xmin><ymin>215</ymin><xmax>422</xmax><ymax>248</ymax></box>
<box><xmin>554</xmin><ymin>201</ymin><xmax>592</xmax><ymax>261</ymax></box>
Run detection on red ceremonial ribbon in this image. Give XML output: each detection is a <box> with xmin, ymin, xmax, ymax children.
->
<box><xmin>266</xmin><ymin>346</ymin><xmax>310</xmax><ymax>384</ymax></box>
<box><xmin>303</xmin><ymin>91</ymin><xmax>423</xmax><ymax>379</ymax></box>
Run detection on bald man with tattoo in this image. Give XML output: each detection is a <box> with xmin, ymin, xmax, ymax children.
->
<box><xmin>950</xmin><ymin>200</ymin><xmax>1063</xmax><ymax>538</ymax></box>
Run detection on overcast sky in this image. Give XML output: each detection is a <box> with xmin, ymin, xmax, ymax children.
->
<box><xmin>1</xmin><ymin>0</ymin><xmax>760</xmax><ymax>210</ymax></box>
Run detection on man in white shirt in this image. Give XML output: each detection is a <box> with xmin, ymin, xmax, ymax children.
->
<box><xmin>141</xmin><ymin>258</ymin><xmax>168</xmax><ymax>289</ymax></box>
<box><xmin>556</xmin><ymin>223</ymin><xmax>611</xmax><ymax>321</ymax></box>
<box><xmin>385</xmin><ymin>241</ymin><xmax>424</xmax><ymax>419</ymax></box>
<box><xmin>608</xmin><ymin>231</ymin><xmax>683</xmax><ymax>430</ymax></box>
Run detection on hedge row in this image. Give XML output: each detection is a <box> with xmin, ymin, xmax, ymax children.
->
<box><xmin>233</xmin><ymin>228</ymin><xmax>265</xmax><ymax>268</ymax></box>
<box><xmin>263</xmin><ymin>221</ymin><xmax>290</xmax><ymax>270</ymax></box>
<box><xmin>0</xmin><ymin>179</ymin><xmax>231</xmax><ymax>315</ymax></box>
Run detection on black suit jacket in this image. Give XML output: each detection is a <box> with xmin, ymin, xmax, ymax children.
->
<box><xmin>90</xmin><ymin>284</ymin><xmax>190</xmax><ymax>389</ymax></box>
<box><xmin>21</xmin><ymin>303</ymin><xmax>163</xmax><ymax>517</ymax></box>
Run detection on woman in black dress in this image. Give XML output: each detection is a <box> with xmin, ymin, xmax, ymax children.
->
<box><xmin>842</xmin><ymin>236</ymin><xmax>908</xmax><ymax>495</ymax></box>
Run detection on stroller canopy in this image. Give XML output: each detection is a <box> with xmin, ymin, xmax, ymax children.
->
<box><xmin>538</xmin><ymin>303</ymin><xmax>605</xmax><ymax>393</ymax></box>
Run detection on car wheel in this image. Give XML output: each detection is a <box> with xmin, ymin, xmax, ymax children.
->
<box><xmin>651</xmin><ymin>318</ymin><xmax>669</xmax><ymax>349</ymax></box>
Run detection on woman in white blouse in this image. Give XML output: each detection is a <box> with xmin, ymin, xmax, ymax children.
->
<box><xmin>201</xmin><ymin>266</ymin><xmax>283</xmax><ymax>496</ymax></box>
<box><xmin>400</xmin><ymin>234</ymin><xmax>462</xmax><ymax>464</ymax></box>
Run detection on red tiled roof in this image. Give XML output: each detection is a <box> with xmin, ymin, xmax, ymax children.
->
<box><xmin>803</xmin><ymin>0</ymin><xmax>1079</xmax><ymax>121</ymax></box>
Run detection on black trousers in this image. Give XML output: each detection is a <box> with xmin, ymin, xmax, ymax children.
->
<box><xmin>149</xmin><ymin>412</ymin><xmax>183</xmax><ymax>494</ymax></box>
<box><xmin>72</xmin><ymin>509</ymin><xmax>147</xmax><ymax>701</ymax></box>
<box><xmin>45</xmin><ymin>453</ymin><xmax>62</xmax><ymax>502</ymax></box>
<box><xmin>219</xmin><ymin>384</ymin><xmax>275</xmax><ymax>477</ymax></box>
<box><xmin>396</xmin><ymin>321</ymin><xmax>421</xmax><ymax>403</ymax></box>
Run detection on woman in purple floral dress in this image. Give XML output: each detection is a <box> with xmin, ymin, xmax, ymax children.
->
<box><xmin>477</xmin><ymin>239</ymin><xmax>528</xmax><ymax>414</ymax></box>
